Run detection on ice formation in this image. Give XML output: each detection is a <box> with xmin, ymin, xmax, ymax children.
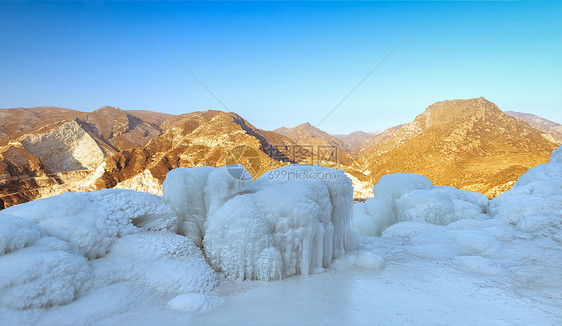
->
<box><xmin>162</xmin><ymin>166</ymin><xmax>251</xmax><ymax>245</ymax></box>
<box><xmin>200</xmin><ymin>165</ymin><xmax>357</xmax><ymax>281</ymax></box>
<box><xmin>1</xmin><ymin>189</ymin><xmax>179</xmax><ymax>259</ymax></box>
<box><xmin>0</xmin><ymin>190</ymin><xmax>218</xmax><ymax>310</ymax></box>
<box><xmin>166</xmin><ymin>293</ymin><xmax>224</xmax><ymax>313</ymax></box>
<box><xmin>382</xmin><ymin>218</ymin><xmax>505</xmax><ymax>262</ymax></box>
<box><xmin>92</xmin><ymin>231</ymin><xmax>219</xmax><ymax>295</ymax></box>
<box><xmin>0</xmin><ymin>215</ymin><xmax>91</xmax><ymax>309</ymax></box>
<box><xmin>331</xmin><ymin>249</ymin><xmax>384</xmax><ymax>270</ymax></box>
<box><xmin>489</xmin><ymin>146</ymin><xmax>562</xmax><ymax>241</ymax></box>
<box><xmin>353</xmin><ymin>173</ymin><xmax>489</xmax><ymax>236</ymax></box>
<box><xmin>0</xmin><ymin>214</ymin><xmax>44</xmax><ymax>255</ymax></box>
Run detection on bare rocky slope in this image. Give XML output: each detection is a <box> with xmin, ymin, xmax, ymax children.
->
<box><xmin>274</xmin><ymin>123</ymin><xmax>373</xmax><ymax>198</ymax></box>
<box><xmin>274</xmin><ymin>122</ymin><xmax>357</xmax><ymax>167</ymax></box>
<box><xmin>334</xmin><ymin>131</ymin><xmax>381</xmax><ymax>154</ymax></box>
<box><xmin>0</xmin><ymin>106</ymin><xmax>162</xmax><ymax>208</ymax></box>
<box><xmin>77</xmin><ymin>110</ymin><xmax>299</xmax><ymax>194</ymax></box>
<box><xmin>0</xmin><ymin>106</ymin><xmax>80</xmax><ymax>142</ymax></box>
<box><xmin>125</xmin><ymin>110</ymin><xmax>175</xmax><ymax>127</ymax></box>
<box><xmin>85</xmin><ymin>115</ymin><xmax>373</xmax><ymax>199</ymax></box>
<box><xmin>356</xmin><ymin>97</ymin><xmax>559</xmax><ymax>198</ymax></box>
<box><xmin>505</xmin><ymin>110</ymin><xmax>562</xmax><ymax>144</ymax></box>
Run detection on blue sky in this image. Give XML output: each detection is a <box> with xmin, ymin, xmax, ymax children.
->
<box><xmin>1</xmin><ymin>1</ymin><xmax>560</xmax><ymax>134</ymax></box>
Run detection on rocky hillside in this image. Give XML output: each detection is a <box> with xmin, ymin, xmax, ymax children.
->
<box><xmin>0</xmin><ymin>106</ymin><xmax>80</xmax><ymax>141</ymax></box>
<box><xmin>505</xmin><ymin>111</ymin><xmax>562</xmax><ymax>144</ymax></box>
<box><xmin>357</xmin><ymin>97</ymin><xmax>559</xmax><ymax>198</ymax></box>
<box><xmin>1</xmin><ymin>99</ymin><xmax>559</xmax><ymax>208</ymax></box>
<box><xmin>77</xmin><ymin>106</ymin><xmax>162</xmax><ymax>151</ymax></box>
<box><xmin>83</xmin><ymin>115</ymin><xmax>373</xmax><ymax>199</ymax></box>
<box><xmin>125</xmin><ymin>110</ymin><xmax>175</xmax><ymax>127</ymax></box>
<box><xmin>274</xmin><ymin>123</ymin><xmax>373</xmax><ymax>197</ymax></box>
<box><xmin>274</xmin><ymin>122</ymin><xmax>357</xmax><ymax>167</ymax></box>
<box><xmin>0</xmin><ymin>106</ymin><xmax>162</xmax><ymax>208</ymax></box>
<box><xmin>77</xmin><ymin>110</ymin><xmax>299</xmax><ymax>194</ymax></box>
<box><xmin>334</xmin><ymin>131</ymin><xmax>380</xmax><ymax>153</ymax></box>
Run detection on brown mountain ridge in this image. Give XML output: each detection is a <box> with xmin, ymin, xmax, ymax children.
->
<box><xmin>356</xmin><ymin>97</ymin><xmax>558</xmax><ymax>197</ymax></box>
<box><xmin>0</xmin><ymin>97</ymin><xmax>559</xmax><ymax>208</ymax></box>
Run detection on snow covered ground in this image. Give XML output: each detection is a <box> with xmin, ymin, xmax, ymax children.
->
<box><xmin>1</xmin><ymin>148</ymin><xmax>561</xmax><ymax>325</ymax></box>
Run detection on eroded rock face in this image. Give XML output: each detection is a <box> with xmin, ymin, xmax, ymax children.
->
<box><xmin>0</xmin><ymin>106</ymin><xmax>81</xmax><ymax>142</ymax></box>
<box><xmin>0</xmin><ymin>106</ymin><xmax>163</xmax><ymax>208</ymax></box>
<box><xmin>82</xmin><ymin>110</ymin><xmax>297</xmax><ymax>192</ymax></box>
<box><xmin>114</xmin><ymin>169</ymin><xmax>163</xmax><ymax>195</ymax></box>
<box><xmin>19</xmin><ymin>120</ymin><xmax>107</xmax><ymax>172</ymax></box>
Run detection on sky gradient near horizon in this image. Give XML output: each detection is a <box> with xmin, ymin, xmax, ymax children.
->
<box><xmin>1</xmin><ymin>1</ymin><xmax>561</xmax><ymax>134</ymax></box>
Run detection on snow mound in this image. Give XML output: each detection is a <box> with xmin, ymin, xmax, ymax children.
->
<box><xmin>490</xmin><ymin>145</ymin><xmax>562</xmax><ymax>240</ymax></box>
<box><xmin>166</xmin><ymin>293</ymin><xmax>224</xmax><ymax>313</ymax></box>
<box><xmin>354</xmin><ymin>173</ymin><xmax>489</xmax><ymax>236</ymax></box>
<box><xmin>92</xmin><ymin>231</ymin><xmax>218</xmax><ymax>295</ymax></box>
<box><xmin>0</xmin><ymin>216</ymin><xmax>91</xmax><ymax>309</ymax></box>
<box><xmin>163</xmin><ymin>166</ymin><xmax>251</xmax><ymax>245</ymax></box>
<box><xmin>514</xmin><ymin>145</ymin><xmax>562</xmax><ymax>188</ymax></box>
<box><xmin>382</xmin><ymin>219</ymin><xmax>507</xmax><ymax>261</ymax></box>
<box><xmin>0</xmin><ymin>215</ymin><xmax>44</xmax><ymax>255</ymax></box>
<box><xmin>1</xmin><ymin>189</ymin><xmax>178</xmax><ymax>259</ymax></box>
<box><xmin>202</xmin><ymin>165</ymin><xmax>357</xmax><ymax>281</ymax></box>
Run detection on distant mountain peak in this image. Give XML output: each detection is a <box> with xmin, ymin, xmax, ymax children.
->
<box><xmin>96</xmin><ymin>105</ymin><xmax>121</xmax><ymax>111</ymax></box>
<box><xmin>334</xmin><ymin>131</ymin><xmax>381</xmax><ymax>153</ymax></box>
<box><xmin>358</xmin><ymin>97</ymin><xmax>558</xmax><ymax>198</ymax></box>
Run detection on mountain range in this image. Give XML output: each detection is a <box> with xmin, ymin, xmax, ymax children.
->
<box><xmin>1</xmin><ymin>97</ymin><xmax>559</xmax><ymax>209</ymax></box>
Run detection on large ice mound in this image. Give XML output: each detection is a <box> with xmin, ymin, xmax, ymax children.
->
<box><xmin>489</xmin><ymin>145</ymin><xmax>562</xmax><ymax>241</ymax></box>
<box><xmin>381</xmin><ymin>218</ymin><xmax>506</xmax><ymax>268</ymax></box>
<box><xmin>1</xmin><ymin>189</ymin><xmax>179</xmax><ymax>259</ymax></box>
<box><xmin>92</xmin><ymin>231</ymin><xmax>219</xmax><ymax>294</ymax></box>
<box><xmin>163</xmin><ymin>165</ymin><xmax>357</xmax><ymax>281</ymax></box>
<box><xmin>353</xmin><ymin>173</ymin><xmax>489</xmax><ymax>236</ymax></box>
<box><xmin>162</xmin><ymin>166</ymin><xmax>251</xmax><ymax>245</ymax></box>
<box><xmin>0</xmin><ymin>215</ymin><xmax>91</xmax><ymax>309</ymax></box>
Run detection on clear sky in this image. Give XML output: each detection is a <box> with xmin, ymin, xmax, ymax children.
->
<box><xmin>1</xmin><ymin>1</ymin><xmax>561</xmax><ymax>134</ymax></box>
